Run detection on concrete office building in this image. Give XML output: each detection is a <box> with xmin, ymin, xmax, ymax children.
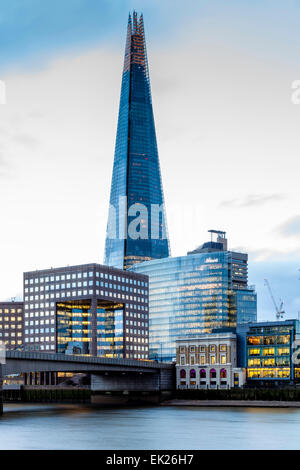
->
<box><xmin>0</xmin><ymin>302</ymin><xmax>24</xmax><ymax>350</ymax></box>
<box><xmin>23</xmin><ymin>264</ymin><xmax>149</xmax><ymax>359</ymax></box>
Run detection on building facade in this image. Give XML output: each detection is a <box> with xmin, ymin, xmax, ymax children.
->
<box><xmin>0</xmin><ymin>302</ymin><xmax>23</xmax><ymax>350</ymax></box>
<box><xmin>104</xmin><ymin>12</ymin><xmax>170</xmax><ymax>270</ymax></box>
<box><xmin>131</xmin><ymin>231</ymin><xmax>257</xmax><ymax>362</ymax></box>
<box><xmin>23</xmin><ymin>264</ymin><xmax>149</xmax><ymax>359</ymax></box>
<box><xmin>176</xmin><ymin>333</ymin><xmax>245</xmax><ymax>389</ymax></box>
<box><xmin>243</xmin><ymin>320</ymin><xmax>300</xmax><ymax>385</ymax></box>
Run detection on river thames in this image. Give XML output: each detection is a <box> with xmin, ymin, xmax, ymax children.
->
<box><xmin>0</xmin><ymin>404</ymin><xmax>300</xmax><ymax>449</ymax></box>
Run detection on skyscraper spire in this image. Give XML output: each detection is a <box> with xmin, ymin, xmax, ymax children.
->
<box><xmin>104</xmin><ymin>13</ymin><xmax>170</xmax><ymax>270</ymax></box>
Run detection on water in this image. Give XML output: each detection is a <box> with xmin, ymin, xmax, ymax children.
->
<box><xmin>1</xmin><ymin>403</ymin><xmax>300</xmax><ymax>449</ymax></box>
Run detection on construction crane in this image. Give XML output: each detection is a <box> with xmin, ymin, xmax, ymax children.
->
<box><xmin>264</xmin><ymin>278</ymin><xmax>285</xmax><ymax>320</ymax></box>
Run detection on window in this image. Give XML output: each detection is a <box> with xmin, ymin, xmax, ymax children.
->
<box><xmin>200</xmin><ymin>369</ymin><xmax>206</xmax><ymax>379</ymax></box>
<box><xmin>210</xmin><ymin>369</ymin><xmax>216</xmax><ymax>379</ymax></box>
<box><xmin>277</xmin><ymin>347</ymin><xmax>290</xmax><ymax>356</ymax></box>
<box><xmin>220</xmin><ymin>368</ymin><xmax>227</xmax><ymax>379</ymax></box>
<box><xmin>249</xmin><ymin>348</ymin><xmax>260</xmax><ymax>356</ymax></box>
<box><xmin>263</xmin><ymin>348</ymin><xmax>275</xmax><ymax>356</ymax></box>
<box><xmin>190</xmin><ymin>369</ymin><xmax>196</xmax><ymax>379</ymax></box>
<box><xmin>247</xmin><ymin>336</ymin><xmax>262</xmax><ymax>345</ymax></box>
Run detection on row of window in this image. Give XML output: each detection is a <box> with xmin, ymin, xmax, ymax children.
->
<box><xmin>0</xmin><ymin>332</ymin><xmax>22</xmax><ymax>337</ymax></box>
<box><xmin>180</xmin><ymin>344</ymin><xmax>227</xmax><ymax>353</ymax></box>
<box><xmin>0</xmin><ymin>317</ymin><xmax>22</xmax><ymax>322</ymax></box>
<box><xmin>248</xmin><ymin>347</ymin><xmax>290</xmax><ymax>356</ymax></box>
<box><xmin>25</xmin><ymin>272</ymin><xmax>147</xmax><ymax>287</ymax></box>
<box><xmin>25</xmin><ymin>291</ymin><xmax>147</xmax><ymax>304</ymax></box>
<box><xmin>125</xmin><ymin>320</ymin><xmax>147</xmax><ymax>327</ymax></box>
<box><xmin>25</xmin><ymin>282</ymin><xmax>147</xmax><ymax>295</ymax></box>
<box><xmin>25</xmin><ymin>336</ymin><xmax>55</xmax><ymax>343</ymax></box>
<box><xmin>126</xmin><ymin>345</ymin><xmax>147</xmax><ymax>351</ymax></box>
<box><xmin>24</xmin><ymin>345</ymin><xmax>56</xmax><ymax>351</ymax></box>
<box><xmin>247</xmin><ymin>368</ymin><xmax>290</xmax><ymax>379</ymax></box>
<box><xmin>125</xmin><ymin>328</ymin><xmax>147</xmax><ymax>336</ymax></box>
<box><xmin>2</xmin><ymin>340</ymin><xmax>22</xmax><ymax>346</ymax></box>
<box><xmin>0</xmin><ymin>325</ymin><xmax>22</xmax><ymax>330</ymax></box>
<box><xmin>0</xmin><ymin>309</ymin><xmax>22</xmax><ymax>314</ymax></box>
<box><xmin>25</xmin><ymin>328</ymin><xmax>55</xmax><ymax>335</ymax></box>
<box><xmin>127</xmin><ymin>354</ymin><xmax>147</xmax><ymax>359</ymax></box>
<box><xmin>126</xmin><ymin>337</ymin><xmax>148</xmax><ymax>343</ymax></box>
<box><xmin>180</xmin><ymin>354</ymin><xmax>229</xmax><ymax>366</ymax></box>
<box><xmin>247</xmin><ymin>335</ymin><xmax>290</xmax><ymax>345</ymax></box>
<box><xmin>126</xmin><ymin>312</ymin><xmax>148</xmax><ymax>320</ymax></box>
<box><xmin>179</xmin><ymin>368</ymin><xmax>228</xmax><ymax>379</ymax></box>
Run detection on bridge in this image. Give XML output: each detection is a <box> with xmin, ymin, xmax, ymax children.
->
<box><xmin>0</xmin><ymin>351</ymin><xmax>175</xmax><ymax>412</ymax></box>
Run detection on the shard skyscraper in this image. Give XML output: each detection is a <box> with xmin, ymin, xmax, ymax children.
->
<box><xmin>104</xmin><ymin>12</ymin><xmax>170</xmax><ymax>270</ymax></box>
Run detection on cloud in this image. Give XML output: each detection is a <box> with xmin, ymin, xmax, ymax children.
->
<box><xmin>220</xmin><ymin>194</ymin><xmax>285</xmax><ymax>208</ymax></box>
<box><xmin>277</xmin><ymin>216</ymin><xmax>300</xmax><ymax>237</ymax></box>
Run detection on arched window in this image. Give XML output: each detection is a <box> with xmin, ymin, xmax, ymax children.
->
<box><xmin>180</xmin><ymin>369</ymin><xmax>186</xmax><ymax>379</ymax></box>
<box><xmin>220</xmin><ymin>368</ymin><xmax>227</xmax><ymax>379</ymax></box>
<box><xmin>200</xmin><ymin>369</ymin><xmax>206</xmax><ymax>378</ymax></box>
<box><xmin>190</xmin><ymin>369</ymin><xmax>196</xmax><ymax>379</ymax></box>
<box><xmin>210</xmin><ymin>368</ymin><xmax>216</xmax><ymax>379</ymax></box>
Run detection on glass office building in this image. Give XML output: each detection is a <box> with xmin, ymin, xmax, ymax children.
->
<box><xmin>105</xmin><ymin>12</ymin><xmax>170</xmax><ymax>270</ymax></box>
<box><xmin>131</xmin><ymin>232</ymin><xmax>257</xmax><ymax>362</ymax></box>
<box><xmin>235</xmin><ymin>289</ymin><xmax>257</xmax><ymax>324</ymax></box>
<box><xmin>244</xmin><ymin>320</ymin><xmax>300</xmax><ymax>383</ymax></box>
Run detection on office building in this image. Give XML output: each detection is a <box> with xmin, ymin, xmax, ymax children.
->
<box><xmin>241</xmin><ymin>320</ymin><xmax>300</xmax><ymax>384</ymax></box>
<box><xmin>176</xmin><ymin>333</ymin><xmax>245</xmax><ymax>389</ymax></box>
<box><xmin>131</xmin><ymin>230</ymin><xmax>257</xmax><ymax>362</ymax></box>
<box><xmin>104</xmin><ymin>12</ymin><xmax>170</xmax><ymax>270</ymax></box>
<box><xmin>0</xmin><ymin>302</ymin><xmax>23</xmax><ymax>350</ymax></box>
<box><xmin>23</xmin><ymin>264</ymin><xmax>149</xmax><ymax>359</ymax></box>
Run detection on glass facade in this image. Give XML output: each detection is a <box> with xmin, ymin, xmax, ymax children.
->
<box><xmin>235</xmin><ymin>289</ymin><xmax>257</xmax><ymax>324</ymax></box>
<box><xmin>131</xmin><ymin>252</ymin><xmax>256</xmax><ymax>362</ymax></box>
<box><xmin>105</xmin><ymin>12</ymin><xmax>170</xmax><ymax>270</ymax></box>
<box><xmin>246</xmin><ymin>321</ymin><xmax>300</xmax><ymax>381</ymax></box>
<box><xmin>97</xmin><ymin>301</ymin><xmax>124</xmax><ymax>358</ymax></box>
<box><xmin>57</xmin><ymin>301</ymin><xmax>92</xmax><ymax>355</ymax></box>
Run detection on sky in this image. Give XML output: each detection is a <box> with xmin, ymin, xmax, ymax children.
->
<box><xmin>0</xmin><ymin>0</ymin><xmax>300</xmax><ymax>321</ymax></box>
